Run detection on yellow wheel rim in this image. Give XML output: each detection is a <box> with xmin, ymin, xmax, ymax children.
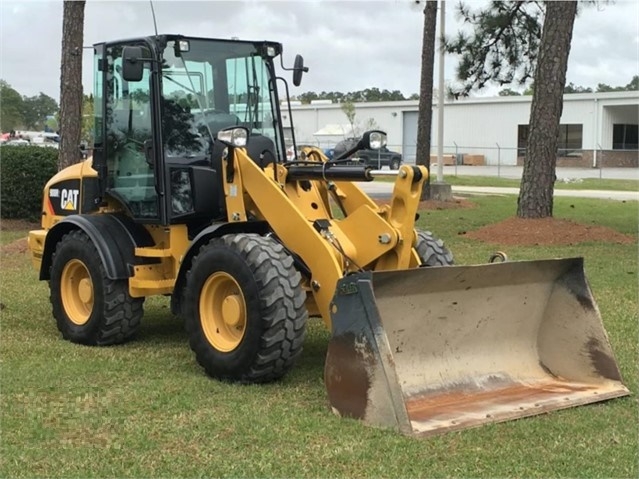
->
<box><xmin>61</xmin><ymin>259</ymin><xmax>94</xmax><ymax>326</ymax></box>
<box><xmin>200</xmin><ymin>272</ymin><xmax>247</xmax><ymax>352</ymax></box>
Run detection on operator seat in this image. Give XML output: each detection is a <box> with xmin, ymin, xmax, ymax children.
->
<box><xmin>210</xmin><ymin>132</ymin><xmax>277</xmax><ymax>171</ymax></box>
<box><xmin>246</xmin><ymin>134</ymin><xmax>277</xmax><ymax>168</ymax></box>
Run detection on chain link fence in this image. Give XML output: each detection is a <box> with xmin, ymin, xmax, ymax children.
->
<box><xmin>399</xmin><ymin>143</ymin><xmax>638</xmax><ymax>180</ymax></box>
<box><xmin>290</xmin><ymin>137</ymin><xmax>638</xmax><ymax>179</ymax></box>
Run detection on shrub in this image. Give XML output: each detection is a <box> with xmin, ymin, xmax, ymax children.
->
<box><xmin>1</xmin><ymin>145</ymin><xmax>58</xmax><ymax>220</ymax></box>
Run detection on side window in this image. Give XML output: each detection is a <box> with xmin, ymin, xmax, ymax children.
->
<box><xmin>161</xmin><ymin>42</ymin><xmax>213</xmax><ymax>159</ymax></box>
<box><xmin>93</xmin><ymin>50</ymin><xmax>103</xmax><ymax>145</ymax></box>
<box><xmin>225</xmin><ymin>56</ymin><xmax>278</xmax><ymax>155</ymax></box>
<box><xmin>104</xmin><ymin>44</ymin><xmax>157</xmax><ymax>219</ymax></box>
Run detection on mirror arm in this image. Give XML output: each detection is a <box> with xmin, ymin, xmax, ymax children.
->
<box><xmin>331</xmin><ymin>140</ymin><xmax>364</xmax><ymax>163</ymax></box>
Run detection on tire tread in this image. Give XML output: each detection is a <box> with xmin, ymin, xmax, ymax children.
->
<box><xmin>50</xmin><ymin>230</ymin><xmax>143</xmax><ymax>346</ymax></box>
<box><xmin>185</xmin><ymin>233</ymin><xmax>307</xmax><ymax>383</ymax></box>
<box><xmin>415</xmin><ymin>230</ymin><xmax>454</xmax><ymax>266</ymax></box>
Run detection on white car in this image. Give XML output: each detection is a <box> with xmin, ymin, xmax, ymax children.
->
<box><xmin>5</xmin><ymin>139</ymin><xmax>30</xmax><ymax>146</ymax></box>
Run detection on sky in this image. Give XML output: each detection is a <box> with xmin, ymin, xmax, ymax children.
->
<box><xmin>1</xmin><ymin>0</ymin><xmax>638</xmax><ymax>101</ymax></box>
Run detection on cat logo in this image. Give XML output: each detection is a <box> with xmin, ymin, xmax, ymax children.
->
<box><xmin>60</xmin><ymin>189</ymin><xmax>80</xmax><ymax>211</ymax></box>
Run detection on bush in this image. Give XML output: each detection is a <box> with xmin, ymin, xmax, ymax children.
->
<box><xmin>1</xmin><ymin>145</ymin><xmax>58</xmax><ymax>220</ymax></box>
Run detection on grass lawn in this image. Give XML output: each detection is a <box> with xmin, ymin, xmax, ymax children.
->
<box><xmin>376</xmin><ymin>174</ymin><xmax>639</xmax><ymax>191</ymax></box>
<box><xmin>443</xmin><ymin>175</ymin><xmax>639</xmax><ymax>191</ymax></box>
<box><xmin>1</xmin><ymin>195</ymin><xmax>637</xmax><ymax>478</ymax></box>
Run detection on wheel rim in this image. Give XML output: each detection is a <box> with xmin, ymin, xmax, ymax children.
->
<box><xmin>61</xmin><ymin>259</ymin><xmax>94</xmax><ymax>325</ymax></box>
<box><xmin>200</xmin><ymin>272</ymin><xmax>247</xmax><ymax>352</ymax></box>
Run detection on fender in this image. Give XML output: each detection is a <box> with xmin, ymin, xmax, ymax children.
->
<box><xmin>171</xmin><ymin>221</ymin><xmax>270</xmax><ymax>315</ymax></box>
<box><xmin>39</xmin><ymin>214</ymin><xmax>154</xmax><ymax>281</ymax></box>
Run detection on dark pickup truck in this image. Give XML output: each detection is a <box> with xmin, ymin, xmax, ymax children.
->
<box><xmin>330</xmin><ymin>137</ymin><xmax>403</xmax><ymax>170</ymax></box>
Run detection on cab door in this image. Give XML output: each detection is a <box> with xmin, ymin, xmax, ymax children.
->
<box><xmin>102</xmin><ymin>41</ymin><xmax>165</xmax><ymax>223</ymax></box>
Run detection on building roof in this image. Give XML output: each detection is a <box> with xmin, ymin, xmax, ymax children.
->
<box><xmin>289</xmin><ymin>90</ymin><xmax>639</xmax><ymax>112</ymax></box>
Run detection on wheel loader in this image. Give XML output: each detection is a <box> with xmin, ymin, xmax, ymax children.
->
<box><xmin>28</xmin><ymin>34</ymin><xmax>628</xmax><ymax>436</ymax></box>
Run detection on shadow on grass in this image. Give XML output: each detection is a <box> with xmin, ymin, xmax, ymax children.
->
<box><xmin>136</xmin><ymin>314</ymin><xmax>186</xmax><ymax>346</ymax></box>
<box><xmin>126</xmin><ymin>307</ymin><xmax>331</xmax><ymax>386</ymax></box>
<box><xmin>286</xmin><ymin>319</ymin><xmax>331</xmax><ymax>385</ymax></box>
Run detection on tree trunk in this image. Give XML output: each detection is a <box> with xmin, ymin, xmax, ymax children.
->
<box><xmin>58</xmin><ymin>0</ymin><xmax>86</xmax><ymax>171</ymax></box>
<box><xmin>415</xmin><ymin>0</ymin><xmax>438</xmax><ymax>200</ymax></box>
<box><xmin>517</xmin><ymin>1</ymin><xmax>577</xmax><ymax>218</ymax></box>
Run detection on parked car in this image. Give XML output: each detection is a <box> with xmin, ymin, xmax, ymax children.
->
<box><xmin>32</xmin><ymin>135</ymin><xmax>60</xmax><ymax>149</ymax></box>
<box><xmin>332</xmin><ymin>137</ymin><xmax>403</xmax><ymax>169</ymax></box>
<box><xmin>4</xmin><ymin>139</ymin><xmax>30</xmax><ymax>146</ymax></box>
<box><xmin>323</xmin><ymin>147</ymin><xmax>335</xmax><ymax>160</ymax></box>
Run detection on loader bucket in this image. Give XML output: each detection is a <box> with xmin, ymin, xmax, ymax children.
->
<box><xmin>325</xmin><ymin>258</ymin><xmax>629</xmax><ymax>437</ymax></box>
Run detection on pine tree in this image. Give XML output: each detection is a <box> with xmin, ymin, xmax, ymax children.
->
<box><xmin>446</xmin><ymin>1</ymin><xmax>578</xmax><ymax>218</ymax></box>
<box><xmin>58</xmin><ymin>0</ymin><xmax>86</xmax><ymax>170</ymax></box>
<box><xmin>415</xmin><ymin>0</ymin><xmax>438</xmax><ymax>200</ymax></box>
<box><xmin>518</xmin><ymin>1</ymin><xmax>578</xmax><ymax>217</ymax></box>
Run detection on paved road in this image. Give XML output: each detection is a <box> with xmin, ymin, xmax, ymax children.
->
<box><xmin>357</xmin><ymin>181</ymin><xmax>639</xmax><ymax>202</ymax></box>
<box><xmin>451</xmin><ymin>185</ymin><xmax>639</xmax><ymax>201</ymax></box>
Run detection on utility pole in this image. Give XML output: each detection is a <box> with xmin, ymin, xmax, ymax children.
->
<box><xmin>431</xmin><ymin>0</ymin><xmax>453</xmax><ymax>200</ymax></box>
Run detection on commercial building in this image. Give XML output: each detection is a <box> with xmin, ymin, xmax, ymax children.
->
<box><xmin>282</xmin><ymin>91</ymin><xmax>639</xmax><ymax>168</ymax></box>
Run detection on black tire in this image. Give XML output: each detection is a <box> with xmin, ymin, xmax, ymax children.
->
<box><xmin>415</xmin><ymin>230</ymin><xmax>454</xmax><ymax>266</ymax></box>
<box><xmin>184</xmin><ymin>233</ymin><xmax>307</xmax><ymax>383</ymax></box>
<box><xmin>390</xmin><ymin>158</ymin><xmax>401</xmax><ymax>170</ymax></box>
<box><xmin>49</xmin><ymin>230</ymin><xmax>144</xmax><ymax>345</ymax></box>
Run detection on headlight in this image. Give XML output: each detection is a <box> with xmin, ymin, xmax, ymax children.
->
<box><xmin>217</xmin><ymin>127</ymin><xmax>248</xmax><ymax>147</ymax></box>
<box><xmin>368</xmin><ymin>131</ymin><xmax>387</xmax><ymax>150</ymax></box>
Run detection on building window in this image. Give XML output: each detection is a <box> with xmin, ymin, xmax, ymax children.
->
<box><xmin>517</xmin><ymin>124</ymin><xmax>583</xmax><ymax>156</ymax></box>
<box><xmin>560</xmin><ymin>124</ymin><xmax>583</xmax><ymax>156</ymax></box>
<box><xmin>612</xmin><ymin>124</ymin><xmax>638</xmax><ymax>150</ymax></box>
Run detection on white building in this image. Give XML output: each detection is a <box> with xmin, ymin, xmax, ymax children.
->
<box><xmin>282</xmin><ymin>91</ymin><xmax>639</xmax><ymax>168</ymax></box>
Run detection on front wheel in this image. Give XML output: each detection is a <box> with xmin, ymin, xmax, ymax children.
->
<box><xmin>49</xmin><ymin>230</ymin><xmax>144</xmax><ymax>345</ymax></box>
<box><xmin>415</xmin><ymin>230</ymin><xmax>454</xmax><ymax>266</ymax></box>
<box><xmin>183</xmin><ymin>234</ymin><xmax>307</xmax><ymax>383</ymax></box>
<box><xmin>390</xmin><ymin>158</ymin><xmax>401</xmax><ymax>170</ymax></box>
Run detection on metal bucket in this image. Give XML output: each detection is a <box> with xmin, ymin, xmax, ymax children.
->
<box><xmin>324</xmin><ymin>258</ymin><xmax>629</xmax><ymax>436</ymax></box>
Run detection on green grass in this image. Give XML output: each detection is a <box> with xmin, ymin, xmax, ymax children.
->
<box><xmin>0</xmin><ymin>230</ymin><xmax>27</xmax><ymax>245</ymax></box>
<box><xmin>1</xmin><ymin>196</ymin><xmax>637</xmax><ymax>478</ymax></box>
<box><xmin>443</xmin><ymin>175</ymin><xmax>639</xmax><ymax>191</ymax></box>
<box><xmin>377</xmin><ymin>174</ymin><xmax>639</xmax><ymax>191</ymax></box>
<box><xmin>0</xmin><ymin>220</ymin><xmax>40</xmax><ymax>245</ymax></box>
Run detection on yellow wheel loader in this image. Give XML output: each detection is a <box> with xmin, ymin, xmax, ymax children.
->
<box><xmin>28</xmin><ymin>34</ymin><xmax>628</xmax><ymax>436</ymax></box>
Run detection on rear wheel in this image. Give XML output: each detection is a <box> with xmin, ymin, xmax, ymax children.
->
<box><xmin>390</xmin><ymin>158</ymin><xmax>401</xmax><ymax>170</ymax></box>
<box><xmin>49</xmin><ymin>230</ymin><xmax>144</xmax><ymax>345</ymax></box>
<box><xmin>184</xmin><ymin>234</ymin><xmax>307</xmax><ymax>383</ymax></box>
<box><xmin>415</xmin><ymin>230</ymin><xmax>454</xmax><ymax>266</ymax></box>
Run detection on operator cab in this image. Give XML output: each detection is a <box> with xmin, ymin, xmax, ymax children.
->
<box><xmin>89</xmin><ymin>34</ymin><xmax>306</xmax><ymax>232</ymax></box>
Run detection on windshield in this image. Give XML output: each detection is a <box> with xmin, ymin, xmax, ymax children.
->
<box><xmin>160</xmin><ymin>38</ymin><xmax>281</xmax><ymax>160</ymax></box>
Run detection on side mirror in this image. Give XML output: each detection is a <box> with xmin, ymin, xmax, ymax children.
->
<box><xmin>122</xmin><ymin>46</ymin><xmax>144</xmax><ymax>82</ymax></box>
<box><xmin>361</xmin><ymin>130</ymin><xmax>387</xmax><ymax>150</ymax></box>
<box><xmin>331</xmin><ymin>130</ymin><xmax>388</xmax><ymax>163</ymax></box>
<box><xmin>292</xmin><ymin>54</ymin><xmax>308</xmax><ymax>87</ymax></box>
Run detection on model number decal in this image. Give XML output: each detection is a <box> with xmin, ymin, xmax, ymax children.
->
<box><xmin>50</xmin><ymin>188</ymin><xmax>80</xmax><ymax>211</ymax></box>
